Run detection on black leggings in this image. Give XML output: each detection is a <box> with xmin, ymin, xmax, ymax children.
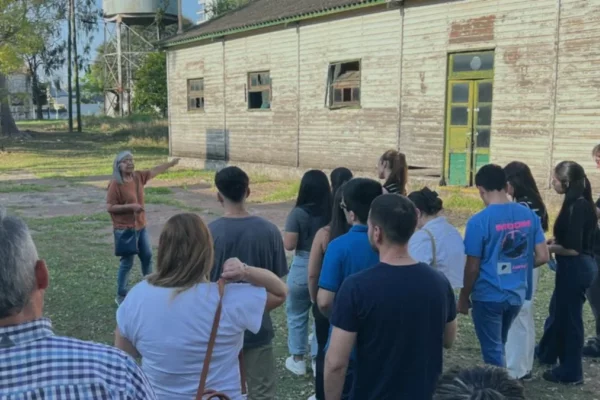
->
<box><xmin>313</xmin><ymin>303</ymin><xmax>330</xmax><ymax>400</ymax></box>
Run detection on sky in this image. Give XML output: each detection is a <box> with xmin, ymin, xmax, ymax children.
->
<box><xmin>56</xmin><ymin>0</ymin><xmax>198</xmax><ymax>81</ymax></box>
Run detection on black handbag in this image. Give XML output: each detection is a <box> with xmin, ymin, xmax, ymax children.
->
<box><xmin>114</xmin><ymin>177</ymin><xmax>140</xmax><ymax>257</ymax></box>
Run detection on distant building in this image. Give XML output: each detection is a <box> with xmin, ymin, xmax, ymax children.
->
<box><xmin>163</xmin><ymin>0</ymin><xmax>600</xmax><ymax>187</ymax></box>
<box><xmin>7</xmin><ymin>69</ymin><xmax>34</xmax><ymax>121</ymax></box>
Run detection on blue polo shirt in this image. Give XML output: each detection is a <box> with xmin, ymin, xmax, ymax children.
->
<box><xmin>319</xmin><ymin>225</ymin><xmax>380</xmax><ymax>293</ymax></box>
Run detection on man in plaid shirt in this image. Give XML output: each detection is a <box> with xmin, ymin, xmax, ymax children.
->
<box><xmin>0</xmin><ymin>208</ymin><xmax>156</xmax><ymax>399</ymax></box>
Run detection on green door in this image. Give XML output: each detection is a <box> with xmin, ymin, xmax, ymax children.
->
<box><xmin>444</xmin><ymin>51</ymin><xmax>495</xmax><ymax>186</ymax></box>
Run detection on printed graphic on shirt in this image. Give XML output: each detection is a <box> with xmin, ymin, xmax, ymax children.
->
<box><xmin>496</xmin><ymin>220</ymin><xmax>531</xmax><ymax>274</ymax></box>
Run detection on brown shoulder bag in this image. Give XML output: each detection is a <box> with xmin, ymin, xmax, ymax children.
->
<box><xmin>195</xmin><ymin>279</ymin><xmax>248</xmax><ymax>400</ymax></box>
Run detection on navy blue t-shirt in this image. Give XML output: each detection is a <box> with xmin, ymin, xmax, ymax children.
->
<box><xmin>330</xmin><ymin>263</ymin><xmax>456</xmax><ymax>400</ymax></box>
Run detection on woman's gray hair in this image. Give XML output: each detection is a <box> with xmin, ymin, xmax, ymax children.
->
<box><xmin>112</xmin><ymin>151</ymin><xmax>133</xmax><ymax>184</ymax></box>
<box><xmin>0</xmin><ymin>208</ymin><xmax>39</xmax><ymax>319</ymax></box>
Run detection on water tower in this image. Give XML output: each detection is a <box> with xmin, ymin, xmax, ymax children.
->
<box><xmin>103</xmin><ymin>0</ymin><xmax>178</xmax><ymax>117</ymax></box>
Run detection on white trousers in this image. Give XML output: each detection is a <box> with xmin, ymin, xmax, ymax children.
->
<box><xmin>505</xmin><ymin>267</ymin><xmax>540</xmax><ymax>379</ymax></box>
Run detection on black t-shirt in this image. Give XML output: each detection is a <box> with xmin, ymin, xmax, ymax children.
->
<box><xmin>330</xmin><ymin>263</ymin><xmax>456</xmax><ymax>400</ymax></box>
<box><xmin>556</xmin><ymin>198</ymin><xmax>598</xmax><ymax>255</ymax></box>
<box><xmin>516</xmin><ymin>195</ymin><xmax>548</xmax><ymax>232</ymax></box>
<box><xmin>209</xmin><ymin>216</ymin><xmax>289</xmax><ymax>348</ymax></box>
<box><xmin>595</xmin><ymin>197</ymin><xmax>600</xmax><ymax>255</ymax></box>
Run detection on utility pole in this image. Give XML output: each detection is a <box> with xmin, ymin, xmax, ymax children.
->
<box><xmin>177</xmin><ymin>0</ymin><xmax>183</xmax><ymax>34</ymax></box>
<box><xmin>72</xmin><ymin>0</ymin><xmax>82</xmax><ymax>132</ymax></box>
<box><xmin>67</xmin><ymin>0</ymin><xmax>73</xmax><ymax>132</ymax></box>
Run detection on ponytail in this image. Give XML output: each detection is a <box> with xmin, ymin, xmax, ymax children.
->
<box><xmin>381</xmin><ymin>150</ymin><xmax>408</xmax><ymax>195</ymax></box>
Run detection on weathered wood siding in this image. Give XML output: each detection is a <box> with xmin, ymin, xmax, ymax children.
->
<box><xmin>553</xmin><ymin>0</ymin><xmax>600</xmax><ymax>189</ymax></box>
<box><xmin>401</xmin><ymin>0</ymin><xmax>558</xmax><ymax>184</ymax></box>
<box><xmin>298</xmin><ymin>9</ymin><xmax>402</xmax><ymax>170</ymax></box>
<box><xmin>167</xmin><ymin>42</ymin><xmax>225</xmax><ymax>159</ymax></box>
<box><xmin>224</xmin><ymin>27</ymin><xmax>299</xmax><ymax>166</ymax></box>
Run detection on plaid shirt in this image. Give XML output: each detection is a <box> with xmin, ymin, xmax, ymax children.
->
<box><xmin>0</xmin><ymin>318</ymin><xmax>157</xmax><ymax>399</ymax></box>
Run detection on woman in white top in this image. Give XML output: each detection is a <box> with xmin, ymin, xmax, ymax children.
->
<box><xmin>407</xmin><ymin>187</ymin><xmax>465</xmax><ymax>289</ymax></box>
<box><xmin>114</xmin><ymin>213</ymin><xmax>287</xmax><ymax>400</ymax></box>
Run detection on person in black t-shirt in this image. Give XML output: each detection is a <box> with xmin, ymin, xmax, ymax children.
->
<box><xmin>324</xmin><ymin>194</ymin><xmax>457</xmax><ymax>400</ymax></box>
<box><xmin>538</xmin><ymin>161</ymin><xmax>598</xmax><ymax>385</ymax></box>
<box><xmin>377</xmin><ymin>149</ymin><xmax>408</xmax><ymax>195</ymax></box>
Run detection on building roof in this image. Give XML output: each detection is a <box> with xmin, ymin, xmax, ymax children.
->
<box><xmin>160</xmin><ymin>0</ymin><xmax>389</xmax><ymax>48</ymax></box>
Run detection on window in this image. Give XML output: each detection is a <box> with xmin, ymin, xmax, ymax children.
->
<box><xmin>247</xmin><ymin>71</ymin><xmax>271</xmax><ymax>110</ymax></box>
<box><xmin>328</xmin><ymin>61</ymin><xmax>361</xmax><ymax>109</ymax></box>
<box><xmin>187</xmin><ymin>79</ymin><xmax>204</xmax><ymax>111</ymax></box>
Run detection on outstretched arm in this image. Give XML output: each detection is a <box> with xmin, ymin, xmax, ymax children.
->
<box><xmin>149</xmin><ymin>158</ymin><xmax>180</xmax><ymax>179</ymax></box>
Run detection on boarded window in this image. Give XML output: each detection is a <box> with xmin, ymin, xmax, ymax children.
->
<box><xmin>248</xmin><ymin>71</ymin><xmax>271</xmax><ymax>110</ymax></box>
<box><xmin>187</xmin><ymin>78</ymin><xmax>204</xmax><ymax>111</ymax></box>
<box><xmin>328</xmin><ymin>61</ymin><xmax>361</xmax><ymax>108</ymax></box>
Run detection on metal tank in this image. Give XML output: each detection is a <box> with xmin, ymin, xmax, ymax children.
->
<box><xmin>103</xmin><ymin>0</ymin><xmax>178</xmax><ymax>24</ymax></box>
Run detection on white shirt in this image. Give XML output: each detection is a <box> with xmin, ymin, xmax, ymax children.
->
<box><xmin>408</xmin><ymin>216</ymin><xmax>466</xmax><ymax>289</ymax></box>
<box><xmin>116</xmin><ymin>281</ymin><xmax>267</xmax><ymax>400</ymax></box>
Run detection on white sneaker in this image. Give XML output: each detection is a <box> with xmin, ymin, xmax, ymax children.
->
<box><xmin>285</xmin><ymin>356</ymin><xmax>306</xmax><ymax>376</ymax></box>
<box><xmin>307</xmin><ymin>396</ymin><xmax>317</xmax><ymax>400</ymax></box>
<box><xmin>312</xmin><ymin>359</ymin><xmax>317</xmax><ymax>378</ymax></box>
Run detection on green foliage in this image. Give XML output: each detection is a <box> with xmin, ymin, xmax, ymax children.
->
<box><xmin>208</xmin><ymin>0</ymin><xmax>249</xmax><ymax>18</ymax></box>
<box><xmin>132</xmin><ymin>52</ymin><xmax>167</xmax><ymax>117</ymax></box>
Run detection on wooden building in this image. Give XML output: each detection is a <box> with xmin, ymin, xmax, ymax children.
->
<box><xmin>161</xmin><ymin>0</ymin><xmax>600</xmax><ymax>187</ymax></box>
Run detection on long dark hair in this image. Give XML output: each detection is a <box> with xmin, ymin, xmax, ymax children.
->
<box><xmin>295</xmin><ymin>170</ymin><xmax>332</xmax><ymax>222</ymax></box>
<box><xmin>553</xmin><ymin>161</ymin><xmax>593</xmax><ymax>241</ymax></box>
<box><xmin>329</xmin><ymin>184</ymin><xmax>350</xmax><ymax>241</ymax></box>
<box><xmin>330</xmin><ymin>167</ymin><xmax>353</xmax><ymax>194</ymax></box>
<box><xmin>381</xmin><ymin>150</ymin><xmax>408</xmax><ymax>195</ymax></box>
<box><xmin>504</xmin><ymin>161</ymin><xmax>549</xmax><ymax>232</ymax></box>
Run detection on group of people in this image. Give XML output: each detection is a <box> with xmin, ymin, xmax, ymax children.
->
<box><xmin>1</xmin><ymin>146</ymin><xmax>600</xmax><ymax>400</ymax></box>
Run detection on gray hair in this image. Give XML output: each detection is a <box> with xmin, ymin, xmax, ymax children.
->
<box><xmin>112</xmin><ymin>151</ymin><xmax>133</xmax><ymax>184</ymax></box>
<box><xmin>0</xmin><ymin>208</ymin><xmax>38</xmax><ymax>319</ymax></box>
<box><xmin>434</xmin><ymin>366</ymin><xmax>525</xmax><ymax>400</ymax></box>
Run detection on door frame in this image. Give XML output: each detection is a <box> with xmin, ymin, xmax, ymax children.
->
<box><xmin>443</xmin><ymin>50</ymin><xmax>495</xmax><ymax>186</ymax></box>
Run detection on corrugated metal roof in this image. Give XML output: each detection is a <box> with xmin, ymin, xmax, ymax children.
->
<box><xmin>160</xmin><ymin>0</ymin><xmax>388</xmax><ymax>47</ymax></box>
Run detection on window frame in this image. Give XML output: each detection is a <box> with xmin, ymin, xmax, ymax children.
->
<box><xmin>187</xmin><ymin>78</ymin><xmax>205</xmax><ymax>112</ymax></box>
<box><xmin>247</xmin><ymin>71</ymin><xmax>272</xmax><ymax>111</ymax></box>
<box><xmin>327</xmin><ymin>59</ymin><xmax>362</xmax><ymax>110</ymax></box>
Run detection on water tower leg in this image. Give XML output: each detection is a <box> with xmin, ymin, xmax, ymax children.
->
<box><xmin>116</xmin><ymin>16</ymin><xmax>123</xmax><ymax>117</ymax></box>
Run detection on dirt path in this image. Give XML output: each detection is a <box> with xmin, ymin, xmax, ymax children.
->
<box><xmin>0</xmin><ymin>173</ymin><xmax>294</xmax><ymax>247</ymax></box>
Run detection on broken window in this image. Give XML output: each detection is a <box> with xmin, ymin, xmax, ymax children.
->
<box><xmin>328</xmin><ymin>61</ymin><xmax>361</xmax><ymax>108</ymax></box>
<box><xmin>187</xmin><ymin>78</ymin><xmax>204</xmax><ymax>111</ymax></box>
<box><xmin>248</xmin><ymin>71</ymin><xmax>271</xmax><ymax>110</ymax></box>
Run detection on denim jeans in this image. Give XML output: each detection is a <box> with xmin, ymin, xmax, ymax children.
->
<box><xmin>286</xmin><ymin>251</ymin><xmax>317</xmax><ymax>357</ymax></box>
<box><xmin>115</xmin><ymin>227</ymin><xmax>153</xmax><ymax>297</ymax></box>
<box><xmin>587</xmin><ymin>256</ymin><xmax>600</xmax><ymax>338</ymax></box>
<box><xmin>472</xmin><ymin>300</ymin><xmax>522</xmax><ymax>367</ymax></box>
<box><xmin>537</xmin><ymin>254</ymin><xmax>597</xmax><ymax>381</ymax></box>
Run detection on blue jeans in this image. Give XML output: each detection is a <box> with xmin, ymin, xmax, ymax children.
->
<box><xmin>472</xmin><ymin>300</ymin><xmax>522</xmax><ymax>367</ymax></box>
<box><xmin>115</xmin><ymin>228</ymin><xmax>153</xmax><ymax>297</ymax></box>
<box><xmin>286</xmin><ymin>252</ymin><xmax>317</xmax><ymax>357</ymax></box>
<box><xmin>538</xmin><ymin>254</ymin><xmax>597</xmax><ymax>381</ymax></box>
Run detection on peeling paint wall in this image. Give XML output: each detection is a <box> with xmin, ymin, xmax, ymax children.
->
<box><xmin>167</xmin><ymin>0</ymin><xmax>600</xmax><ymax>185</ymax></box>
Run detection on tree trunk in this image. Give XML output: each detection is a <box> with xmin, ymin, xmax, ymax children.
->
<box><xmin>32</xmin><ymin>73</ymin><xmax>43</xmax><ymax>120</ymax></box>
<box><xmin>72</xmin><ymin>0</ymin><xmax>82</xmax><ymax>132</ymax></box>
<box><xmin>67</xmin><ymin>0</ymin><xmax>73</xmax><ymax>132</ymax></box>
<box><xmin>0</xmin><ymin>73</ymin><xmax>19</xmax><ymax>136</ymax></box>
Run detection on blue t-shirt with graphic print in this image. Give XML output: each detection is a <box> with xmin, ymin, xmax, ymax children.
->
<box><xmin>464</xmin><ymin>202</ymin><xmax>545</xmax><ymax>306</ymax></box>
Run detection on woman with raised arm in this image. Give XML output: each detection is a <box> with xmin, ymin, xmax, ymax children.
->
<box><xmin>107</xmin><ymin>151</ymin><xmax>179</xmax><ymax>305</ymax></box>
<box><xmin>115</xmin><ymin>213</ymin><xmax>287</xmax><ymax>400</ymax></box>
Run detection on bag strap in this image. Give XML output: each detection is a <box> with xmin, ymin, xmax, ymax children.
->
<box><xmin>422</xmin><ymin>228</ymin><xmax>437</xmax><ymax>267</ymax></box>
<box><xmin>196</xmin><ymin>280</ymin><xmax>247</xmax><ymax>400</ymax></box>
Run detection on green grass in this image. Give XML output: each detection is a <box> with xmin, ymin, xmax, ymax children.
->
<box><xmin>1</xmin><ymin>119</ymin><xmax>599</xmax><ymax>399</ymax></box>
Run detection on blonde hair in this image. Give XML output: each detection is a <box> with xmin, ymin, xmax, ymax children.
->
<box><xmin>381</xmin><ymin>149</ymin><xmax>408</xmax><ymax>195</ymax></box>
<box><xmin>147</xmin><ymin>213</ymin><xmax>214</xmax><ymax>295</ymax></box>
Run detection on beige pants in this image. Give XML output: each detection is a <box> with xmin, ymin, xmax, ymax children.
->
<box><xmin>243</xmin><ymin>344</ymin><xmax>276</xmax><ymax>400</ymax></box>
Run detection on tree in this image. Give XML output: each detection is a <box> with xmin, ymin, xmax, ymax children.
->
<box><xmin>0</xmin><ymin>0</ymin><xmax>51</xmax><ymax>136</ymax></box>
<box><xmin>208</xmin><ymin>0</ymin><xmax>249</xmax><ymax>18</ymax></box>
<box><xmin>132</xmin><ymin>52</ymin><xmax>167</xmax><ymax>117</ymax></box>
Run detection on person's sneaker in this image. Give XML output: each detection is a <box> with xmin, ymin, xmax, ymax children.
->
<box><xmin>312</xmin><ymin>359</ymin><xmax>317</xmax><ymax>378</ymax></box>
<box><xmin>542</xmin><ymin>369</ymin><xmax>584</xmax><ymax>386</ymax></box>
<box><xmin>519</xmin><ymin>372</ymin><xmax>533</xmax><ymax>382</ymax></box>
<box><xmin>285</xmin><ymin>356</ymin><xmax>306</xmax><ymax>376</ymax></box>
<box><xmin>583</xmin><ymin>337</ymin><xmax>600</xmax><ymax>358</ymax></box>
<box><xmin>307</xmin><ymin>396</ymin><xmax>316</xmax><ymax>400</ymax></box>
<box><xmin>115</xmin><ymin>296</ymin><xmax>126</xmax><ymax>306</ymax></box>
